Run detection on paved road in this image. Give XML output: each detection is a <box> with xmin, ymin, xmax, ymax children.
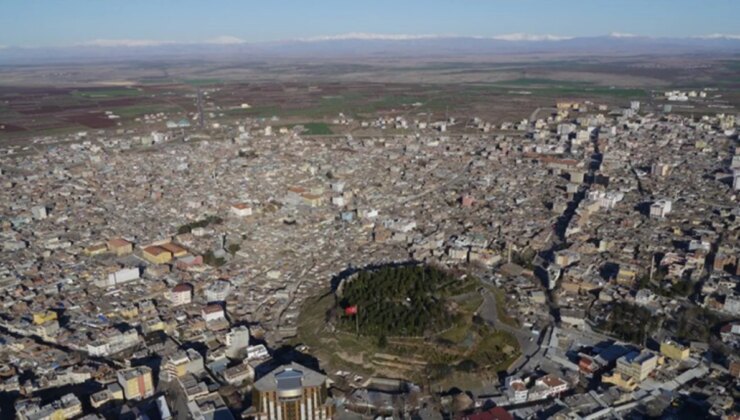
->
<box><xmin>529</xmin><ymin>107</ymin><xmax>557</xmax><ymax>122</ymax></box>
<box><xmin>477</xmin><ymin>289</ymin><xmax>539</xmax><ymax>372</ymax></box>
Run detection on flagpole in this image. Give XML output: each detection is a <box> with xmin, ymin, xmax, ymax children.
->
<box><xmin>355</xmin><ymin>307</ymin><xmax>359</xmax><ymax>336</ymax></box>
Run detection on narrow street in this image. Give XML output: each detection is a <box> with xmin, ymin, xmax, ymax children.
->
<box><xmin>538</xmin><ymin>131</ymin><xmax>603</xmax><ymax>324</ymax></box>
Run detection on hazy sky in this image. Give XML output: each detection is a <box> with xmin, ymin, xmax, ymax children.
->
<box><xmin>1</xmin><ymin>0</ymin><xmax>738</xmax><ymax>47</ymax></box>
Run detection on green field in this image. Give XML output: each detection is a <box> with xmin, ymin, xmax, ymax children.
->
<box><xmin>282</xmin><ymin>94</ymin><xmax>365</xmax><ymax>118</ymax></box>
<box><xmin>279</xmin><ymin>93</ymin><xmax>442</xmax><ymax>119</ymax></box>
<box><xmin>469</xmin><ymin>79</ymin><xmax>648</xmax><ymax>98</ymax></box>
<box><xmin>224</xmin><ymin>106</ymin><xmax>281</xmax><ymax>117</ymax></box>
<box><xmin>71</xmin><ymin>88</ymin><xmax>142</xmax><ymax>98</ymax></box>
<box><xmin>138</xmin><ymin>77</ymin><xmax>178</xmax><ymax>85</ymax></box>
<box><xmin>183</xmin><ymin>78</ymin><xmax>223</xmax><ymax>86</ymax></box>
<box><xmin>217</xmin><ymin>91</ymin><xmax>453</xmax><ymax>121</ymax></box>
<box><xmin>723</xmin><ymin>60</ymin><xmax>740</xmax><ymax>71</ymax></box>
<box><xmin>112</xmin><ymin>104</ymin><xmax>184</xmax><ymax>118</ymax></box>
<box><xmin>499</xmin><ymin>78</ymin><xmax>596</xmax><ymax>87</ymax></box>
<box><xmin>537</xmin><ymin>86</ymin><xmax>647</xmax><ymax>98</ymax></box>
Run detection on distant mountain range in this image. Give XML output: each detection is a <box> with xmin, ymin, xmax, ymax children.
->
<box><xmin>2</xmin><ymin>34</ymin><xmax>740</xmax><ymax>64</ymax></box>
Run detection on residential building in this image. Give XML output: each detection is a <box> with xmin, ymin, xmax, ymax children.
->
<box><xmin>116</xmin><ymin>366</ymin><xmax>154</xmax><ymax>401</ymax></box>
<box><xmin>142</xmin><ymin>246</ymin><xmax>173</xmax><ymax>264</ymax></box>
<box><xmin>32</xmin><ymin>310</ymin><xmax>57</xmax><ymax>325</ymax></box>
<box><xmin>505</xmin><ymin>378</ymin><xmax>528</xmax><ymax>403</ymax></box>
<box><xmin>187</xmin><ymin>392</ymin><xmax>235</xmax><ymax>420</ymax></box>
<box><xmin>107</xmin><ymin>237</ymin><xmax>133</xmax><ymax>256</ymax></box>
<box><xmin>724</xmin><ymin>295</ymin><xmax>740</xmax><ymax>315</ymax></box>
<box><xmin>602</xmin><ymin>371</ymin><xmax>638</xmax><ymax>391</ymax></box>
<box><xmin>205</xmin><ymin>280</ymin><xmax>232</xmax><ymax>303</ymax></box>
<box><xmin>222</xmin><ymin>363</ymin><xmax>254</xmax><ymax>385</ymax></box>
<box><xmin>231</xmin><ymin>203</ymin><xmax>253</xmax><ymax>217</ymax></box>
<box><xmin>16</xmin><ymin>393</ymin><xmax>82</xmax><ymax>420</ymax></box>
<box><xmin>86</xmin><ymin>329</ymin><xmax>140</xmax><ymax>357</ymax></box>
<box><xmin>660</xmin><ymin>340</ymin><xmax>690</xmax><ymax>361</ymax></box>
<box><xmin>160</xmin><ymin>242</ymin><xmax>187</xmax><ymax>258</ymax></box>
<box><xmin>531</xmin><ymin>374</ymin><xmax>569</xmax><ymax>400</ymax></box>
<box><xmin>650</xmin><ymin>200</ymin><xmax>672</xmax><ymax>218</ymax></box>
<box><xmin>616</xmin><ymin>351</ymin><xmax>658</xmax><ymax>382</ymax></box>
<box><xmin>202</xmin><ymin>304</ymin><xmax>226</xmax><ymax>323</ymax></box>
<box><xmin>168</xmin><ymin>283</ymin><xmax>193</xmax><ymax>306</ymax></box>
<box><xmin>225</xmin><ymin>325</ymin><xmax>250</xmax><ymax>359</ymax></box>
<box><xmin>106</xmin><ymin>267</ymin><xmax>140</xmax><ymax>286</ymax></box>
<box><xmin>84</xmin><ymin>243</ymin><xmax>108</xmax><ymax>256</ymax></box>
<box><xmin>162</xmin><ymin>349</ymin><xmax>204</xmax><ymax>380</ymax></box>
<box><xmin>31</xmin><ymin>205</ymin><xmax>48</xmax><ymax>220</ymax></box>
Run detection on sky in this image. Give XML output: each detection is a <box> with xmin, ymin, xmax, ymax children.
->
<box><xmin>0</xmin><ymin>0</ymin><xmax>738</xmax><ymax>47</ymax></box>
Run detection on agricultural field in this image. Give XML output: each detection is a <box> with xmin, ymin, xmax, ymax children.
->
<box><xmin>276</xmin><ymin>122</ymin><xmax>334</xmax><ymax>135</ymax></box>
<box><xmin>70</xmin><ymin>87</ymin><xmax>143</xmax><ymax>98</ymax></box>
<box><xmin>2</xmin><ymin>55</ymin><xmax>739</xmax><ymax>140</ymax></box>
<box><xmin>483</xmin><ymin>78</ymin><xmax>649</xmax><ymax>98</ymax></box>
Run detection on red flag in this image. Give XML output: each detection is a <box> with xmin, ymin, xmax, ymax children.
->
<box><xmin>344</xmin><ymin>305</ymin><xmax>358</xmax><ymax>315</ymax></box>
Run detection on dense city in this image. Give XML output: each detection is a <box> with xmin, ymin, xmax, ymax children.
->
<box><xmin>1</xmin><ymin>81</ymin><xmax>739</xmax><ymax>420</ymax></box>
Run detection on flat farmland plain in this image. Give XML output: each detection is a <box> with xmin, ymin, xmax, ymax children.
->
<box><xmin>1</xmin><ymin>55</ymin><xmax>738</xmax><ymax>140</ymax></box>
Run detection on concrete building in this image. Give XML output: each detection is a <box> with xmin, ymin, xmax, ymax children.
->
<box><xmin>32</xmin><ymin>310</ymin><xmax>57</xmax><ymax>325</ymax></box>
<box><xmin>160</xmin><ymin>242</ymin><xmax>187</xmax><ymax>258</ymax></box>
<box><xmin>84</xmin><ymin>243</ymin><xmax>108</xmax><ymax>256</ymax></box>
<box><xmin>107</xmin><ymin>238</ymin><xmax>133</xmax><ymax>256</ymax></box>
<box><xmin>142</xmin><ymin>246</ymin><xmax>173</xmax><ymax>265</ymax></box>
<box><xmin>225</xmin><ymin>325</ymin><xmax>250</xmax><ymax>359</ymax></box>
<box><xmin>116</xmin><ymin>366</ymin><xmax>154</xmax><ymax>401</ymax></box>
<box><xmin>205</xmin><ymin>280</ymin><xmax>232</xmax><ymax>303</ymax></box>
<box><xmin>86</xmin><ymin>329</ymin><xmax>140</xmax><ymax>357</ymax></box>
<box><xmin>31</xmin><ymin>205</ymin><xmax>48</xmax><ymax>220</ymax></box>
<box><xmin>602</xmin><ymin>371</ymin><xmax>638</xmax><ymax>391</ymax></box>
<box><xmin>90</xmin><ymin>384</ymin><xmax>124</xmax><ymax>409</ymax></box>
<box><xmin>651</xmin><ymin>162</ymin><xmax>672</xmax><ymax>178</ymax></box>
<box><xmin>505</xmin><ymin>378</ymin><xmax>529</xmax><ymax>403</ymax></box>
<box><xmin>16</xmin><ymin>393</ymin><xmax>82</xmax><ymax>420</ymax></box>
<box><xmin>162</xmin><ymin>348</ymin><xmax>204</xmax><ymax>380</ymax></box>
<box><xmin>107</xmin><ymin>267</ymin><xmax>140</xmax><ymax>285</ymax></box>
<box><xmin>231</xmin><ymin>203</ymin><xmax>254</xmax><ymax>217</ymax></box>
<box><xmin>616</xmin><ymin>351</ymin><xmax>658</xmax><ymax>382</ymax></box>
<box><xmin>222</xmin><ymin>363</ymin><xmax>254</xmax><ymax>385</ymax></box>
<box><xmin>650</xmin><ymin>200</ymin><xmax>672</xmax><ymax>218</ymax></box>
<box><xmin>187</xmin><ymin>392</ymin><xmax>235</xmax><ymax>420</ymax></box>
<box><xmin>724</xmin><ymin>295</ymin><xmax>740</xmax><ymax>315</ymax></box>
<box><xmin>252</xmin><ymin>362</ymin><xmax>334</xmax><ymax>420</ymax></box>
<box><xmin>660</xmin><ymin>340</ymin><xmax>690</xmax><ymax>361</ymax></box>
<box><xmin>169</xmin><ymin>283</ymin><xmax>193</xmax><ymax>306</ymax></box>
<box><xmin>202</xmin><ymin>304</ymin><xmax>226</xmax><ymax>323</ymax></box>
<box><xmin>247</xmin><ymin>344</ymin><xmax>271</xmax><ymax>361</ymax></box>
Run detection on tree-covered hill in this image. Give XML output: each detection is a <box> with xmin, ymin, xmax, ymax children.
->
<box><xmin>336</xmin><ymin>265</ymin><xmax>478</xmax><ymax>337</ymax></box>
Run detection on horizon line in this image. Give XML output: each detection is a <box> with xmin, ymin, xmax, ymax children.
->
<box><xmin>3</xmin><ymin>32</ymin><xmax>740</xmax><ymax>49</ymax></box>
